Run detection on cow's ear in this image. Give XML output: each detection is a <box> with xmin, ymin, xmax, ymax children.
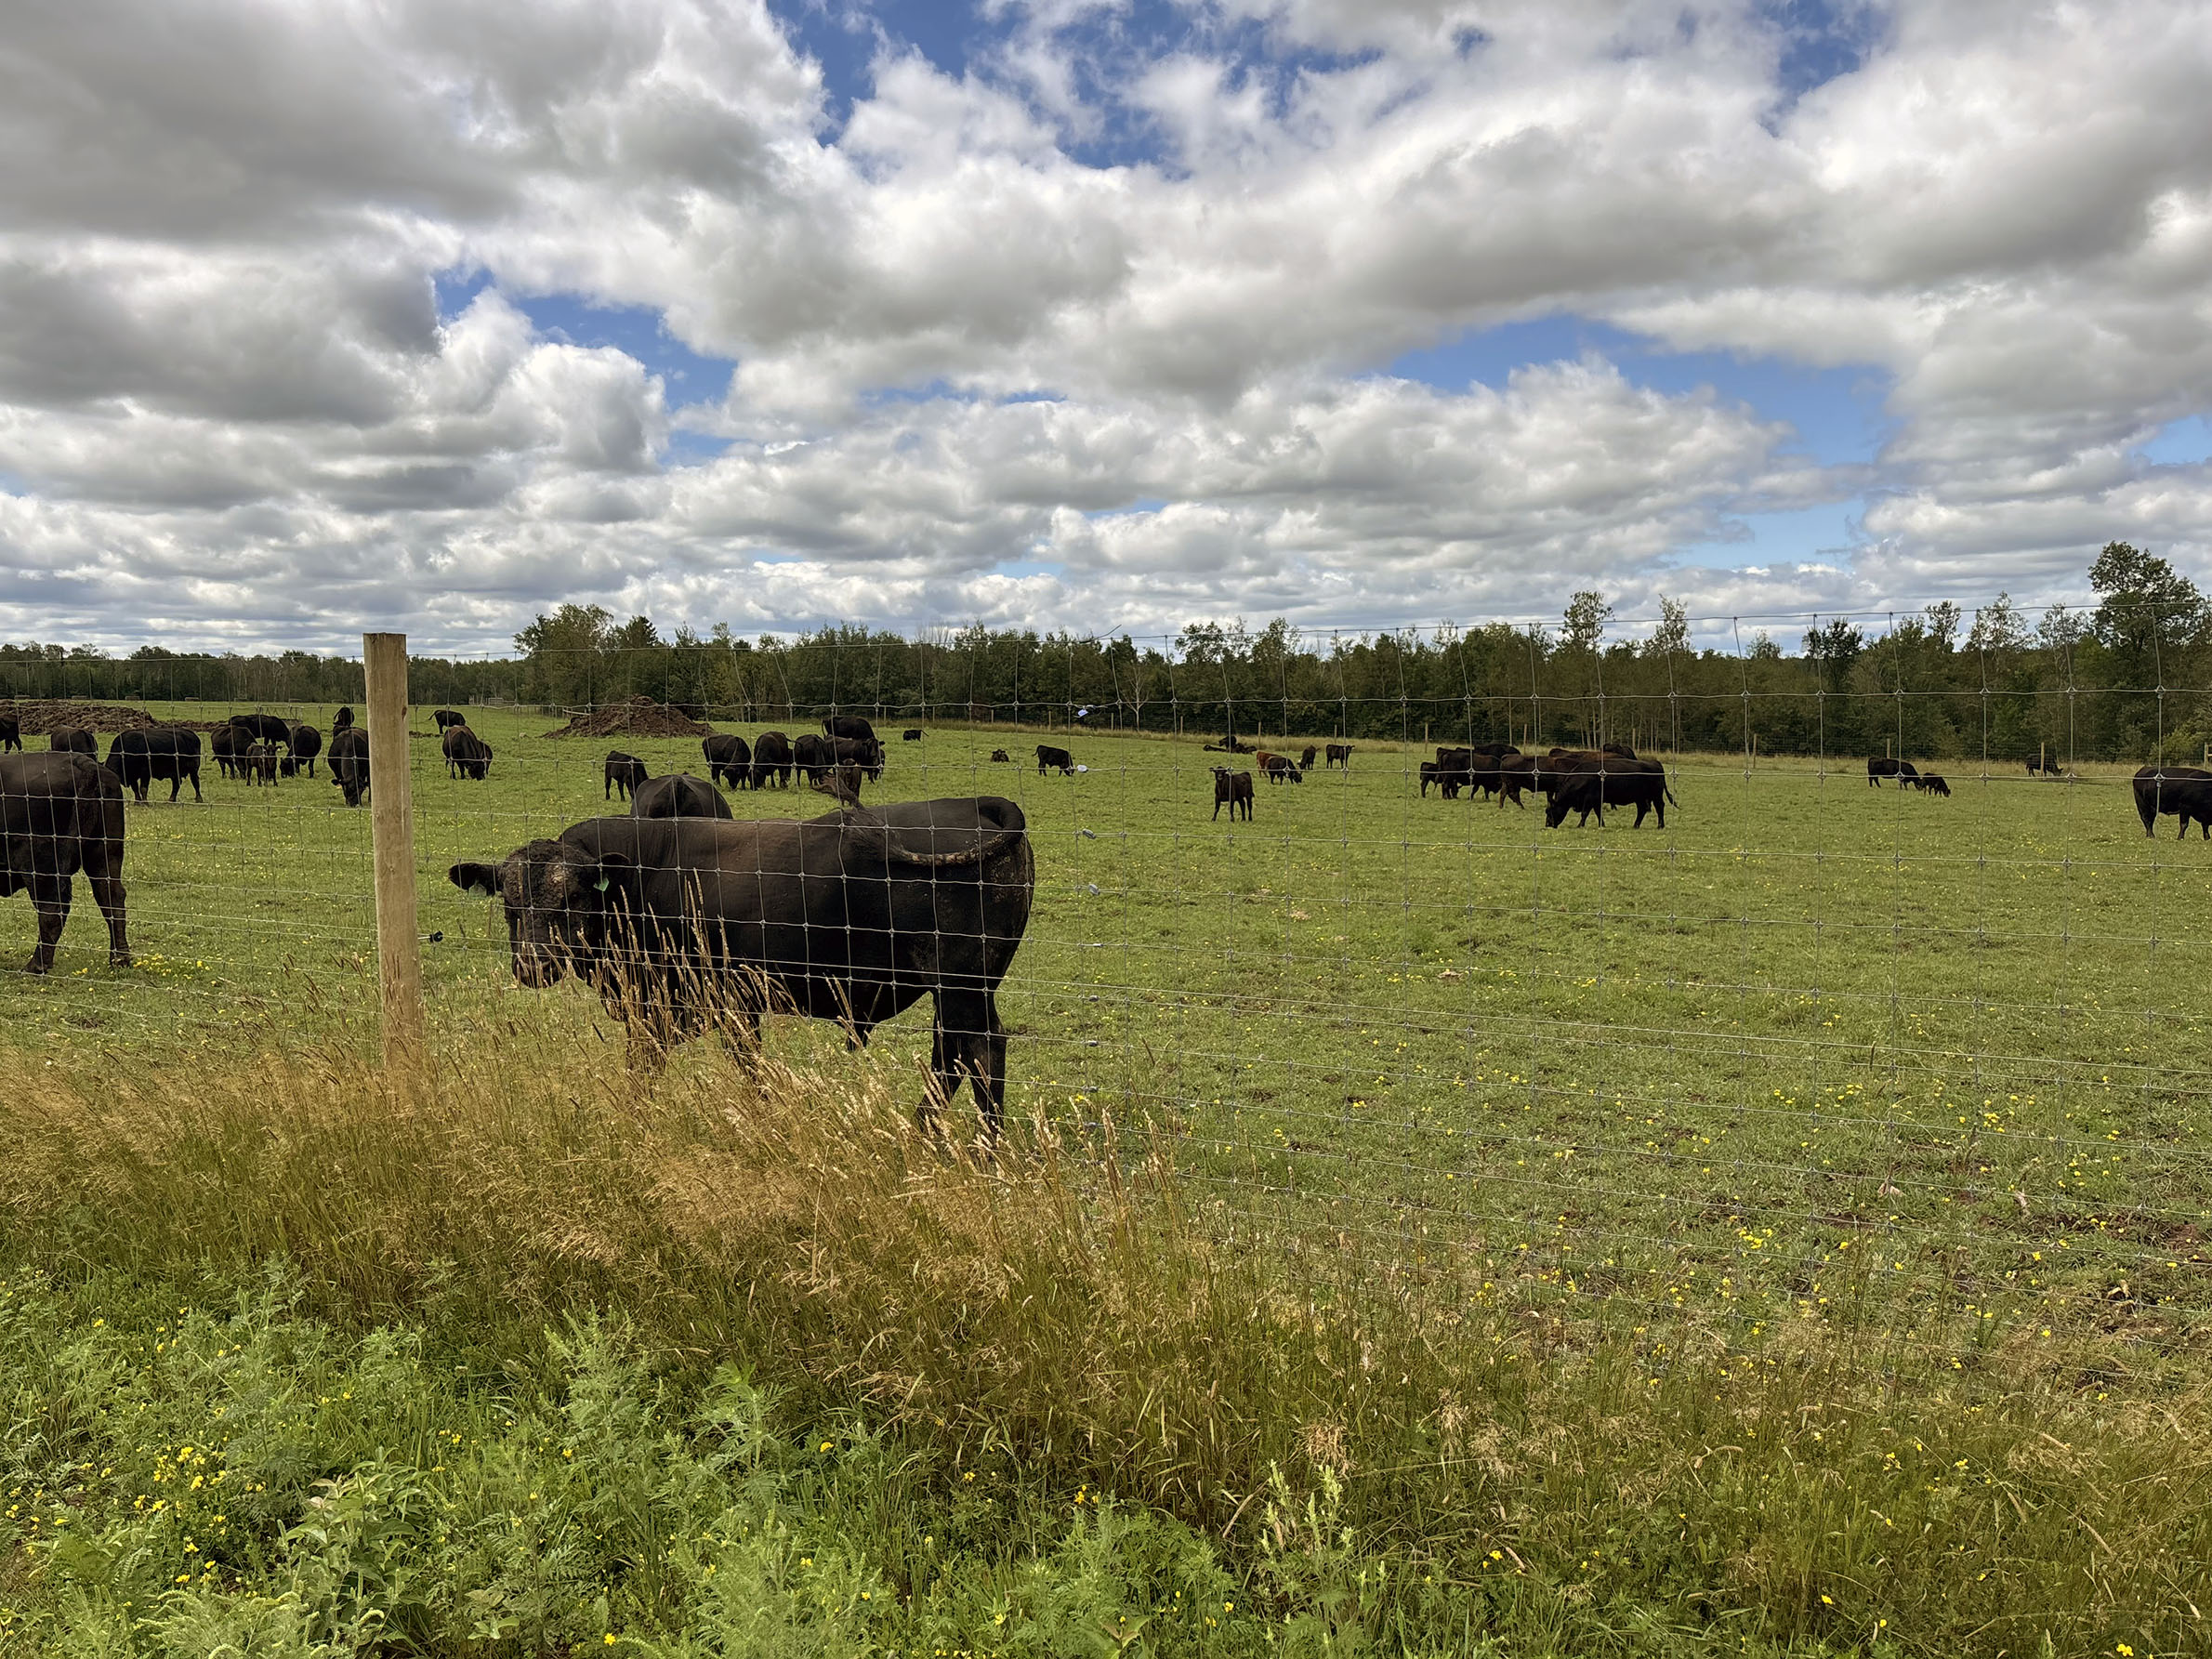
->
<box><xmin>450</xmin><ymin>861</ymin><xmax>502</xmax><ymax>897</ymax></box>
<box><xmin>592</xmin><ymin>851</ymin><xmax>636</xmax><ymax>894</ymax></box>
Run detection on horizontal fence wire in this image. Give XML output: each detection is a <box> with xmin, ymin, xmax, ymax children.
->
<box><xmin>4</xmin><ymin>609</ymin><xmax>2210</xmax><ymax>1372</ymax></box>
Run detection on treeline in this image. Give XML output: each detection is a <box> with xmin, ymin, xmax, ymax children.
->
<box><xmin>6</xmin><ymin>545</ymin><xmax>2208</xmax><ymax>763</ymax></box>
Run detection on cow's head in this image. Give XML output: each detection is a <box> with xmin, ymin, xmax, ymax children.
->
<box><xmin>450</xmin><ymin>839</ymin><xmax>635</xmax><ymax>989</ymax></box>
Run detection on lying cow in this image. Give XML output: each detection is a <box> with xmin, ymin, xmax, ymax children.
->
<box><xmin>104</xmin><ymin>727</ymin><xmax>203</xmax><ymax>804</ymax></box>
<box><xmin>630</xmin><ymin>772</ymin><xmax>733</xmax><ymax>820</ymax></box>
<box><xmin>1</xmin><ymin>751</ymin><xmax>128</xmax><ymax>973</ymax></box>
<box><xmin>1036</xmin><ymin>744</ymin><xmax>1075</xmax><ymax>775</ymax></box>
<box><xmin>605</xmin><ymin>751</ymin><xmax>648</xmax><ymax>801</ymax></box>
<box><xmin>329</xmin><ymin>727</ymin><xmax>371</xmax><ymax>807</ymax></box>
<box><xmin>990</xmin><ymin>749</ymin><xmax>1011</xmax><ymax>763</ymax></box>
<box><xmin>1212</xmin><ymin>766</ymin><xmax>1254</xmax><ymax>822</ymax></box>
<box><xmin>2133</xmin><ymin>766</ymin><xmax>2212</xmax><ymax>838</ymax></box>
<box><xmin>903</xmin><ymin>729</ymin><xmax>924</xmax><ymax>742</ymax></box>
<box><xmin>1866</xmin><ymin>757</ymin><xmax>1918</xmax><ymax>787</ymax></box>
<box><xmin>442</xmin><ymin>724</ymin><xmax>494</xmax><ymax>780</ymax></box>
<box><xmin>449</xmin><ymin>791</ymin><xmax>1034</xmax><ymax>1139</ymax></box>
<box><xmin>703</xmin><ymin>733</ymin><xmax>752</xmax><ymax>791</ymax></box>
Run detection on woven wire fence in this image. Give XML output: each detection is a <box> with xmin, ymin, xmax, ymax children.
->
<box><xmin>5</xmin><ymin>608</ymin><xmax>2210</xmax><ymax>1360</ymax></box>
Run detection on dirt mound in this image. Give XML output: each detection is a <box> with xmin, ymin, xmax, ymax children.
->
<box><xmin>0</xmin><ymin>701</ymin><xmax>244</xmax><ymax>737</ymax></box>
<box><xmin>542</xmin><ymin>696</ymin><xmax>715</xmax><ymax>740</ymax></box>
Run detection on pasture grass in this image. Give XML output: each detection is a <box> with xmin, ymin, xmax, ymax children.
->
<box><xmin>3</xmin><ymin>1028</ymin><xmax>2209</xmax><ymax>1655</ymax></box>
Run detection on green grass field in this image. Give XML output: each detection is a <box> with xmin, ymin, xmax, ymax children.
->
<box><xmin>7</xmin><ymin>704</ymin><xmax>2210</xmax><ymax>1350</ymax></box>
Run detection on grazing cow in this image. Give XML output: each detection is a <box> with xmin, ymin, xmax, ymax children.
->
<box><xmin>604</xmin><ymin>751</ymin><xmax>648</xmax><ymax>801</ymax></box>
<box><xmin>751</xmin><ymin>731</ymin><xmax>796</xmax><ymax>790</ymax></box>
<box><xmin>0</xmin><ymin>751</ymin><xmax>129</xmax><ymax>973</ymax></box>
<box><xmin>49</xmin><ymin>728</ymin><xmax>95</xmax><ymax>755</ymax></box>
<box><xmin>2133</xmin><ymin>766</ymin><xmax>2212</xmax><ymax>838</ymax></box>
<box><xmin>1325</xmin><ymin>743</ymin><xmax>1352</xmax><ymax>770</ymax></box>
<box><xmin>1299</xmin><ymin>745</ymin><xmax>1317</xmax><ymax>770</ymax></box>
<box><xmin>703</xmin><ymin>733</ymin><xmax>753</xmax><ymax>791</ymax></box>
<box><xmin>448</xmin><ymin>792</ymin><xmax>1035</xmax><ymax>1138</ymax></box>
<box><xmin>441</xmin><ymin>724</ymin><xmax>493</xmax><ymax>781</ymax></box>
<box><xmin>990</xmin><ymin>749</ymin><xmax>1011</xmax><ymax>762</ymax></box>
<box><xmin>823</xmin><ymin>715</ymin><xmax>879</xmax><ymax>744</ymax></box>
<box><xmin>1036</xmin><ymin>744</ymin><xmax>1075</xmax><ymax>775</ymax></box>
<box><xmin>230</xmin><ymin>712</ymin><xmax>292</xmax><ymax>747</ymax></box>
<box><xmin>244</xmin><ymin>742</ymin><xmax>279</xmax><ymax>785</ymax></box>
<box><xmin>903</xmin><ymin>729</ymin><xmax>924</xmax><ymax>742</ymax></box>
<box><xmin>832</xmin><ymin>735</ymin><xmax>886</xmax><ymax>782</ymax></box>
<box><xmin>287</xmin><ymin>722</ymin><xmax>322</xmax><ymax>778</ymax></box>
<box><xmin>1866</xmin><ymin>757</ymin><xmax>1919</xmax><ymax>787</ymax></box>
<box><xmin>210</xmin><ymin>724</ymin><xmax>244</xmax><ymax>779</ymax></box>
<box><xmin>329</xmin><ymin>727</ymin><xmax>371</xmax><ymax>807</ymax></box>
<box><xmin>794</xmin><ymin>732</ymin><xmax>837</xmax><ymax>783</ymax></box>
<box><xmin>1907</xmin><ymin>772</ymin><xmax>1952</xmax><ymax>797</ymax></box>
<box><xmin>433</xmin><ymin>708</ymin><xmax>468</xmax><ymax>733</ymax></box>
<box><xmin>1494</xmin><ymin>753</ymin><xmax>1536</xmax><ymax>807</ymax></box>
<box><xmin>279</xmin><ymin>756</ymin><xmax>298</xmax><ymax>779</ymax></box>
<box><xmin>1544</xmin><ymin>757</ymin><xmax>1677</xmax><ymax>829</ymax></box>
<box><xmin>104</xmin><ymin>728</ymin><xmax>203</xmax><ymax>804</ymax></box>
<box><xmin>630</xmin><ymin>772</ymin><xmax>733</xmax><ymax>821</ymax></box>
<box><xmin>1259</xmin><ymin>752</ymin><xmax>1302</xmax><ymax>784</ymax></box>
<box><xmin>333</xmin><ymin>706</ymin><xmax>355</xmax><ymax>732</ymax></box>
<box><xmin>0</xmin><ymin>718</ymin><xmax>19</xmax><ymax>752</ymax></box>
<box><xmin>1425</xmin><ymin>748</ymin><xmax>1475</xmax><ymax>797</ymax></box>
<box><xmin>1211</xmin><ymin>767</ymin><xmax>1254</xmax><ymax>822</ymax></box>
<box><xmin>2026</xmin><ymin>753</ymin><xmax>2062</xmax><ymax>776</ymax></box>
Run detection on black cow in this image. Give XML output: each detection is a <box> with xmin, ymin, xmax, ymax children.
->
<box><xmin>210</xmin><ymin>724</ymin><xmax>244</xmax><ymax>779</ymax></box>
<box><xmin>230</xmin><ymin>712</ymin><xmax>292</xmax><ymax>746</ymax></box>
<box><xmin>747</xmin><ymin>731</ymin><xmax>794</xmax><ymax>790</ymax></box>
<box><xmin>104</xmin><ymin>728</ymin><xmax>203</xmax><ymax>804</ymax></box>
<box><xmin>989</xmin><ymin>749</ymin><xmax>1010</xmax><ymax>763</ymax></box>
<box><xmin>1907</xmin><ymin>772</ymin><xmax>1952</xmax><ymax>797</ymax></box>
<box><xmin>1325</xmin><ymin>744</ymin><xmax>1352</xmax><ymax>770</ymax></box>
<box><xmin>1299</xmin><ymin>745</ymin><xmax>1317</xmax><ymax>770</ymax></box>
<box><xmin>433</xmin><ymin>709</ymin><xmax>469</xmax><ymax>733</ymax></box>
<box><xmin>605</xmin><ymin>751</ymin><xmax>648</xmax><ymax>801</ymax></box>
<box><xmin>329</xmin><ymin>727</ymin><xmax>371</xmax><ymax>807</ymax></box>
<box><xmin>2133</xmin><ymin>766</ymin><xmax>2212</xmax><ymax>838</ymax></box>
<box><xmin>287</xmin><ymin>722</ymin><xmax>322</xmax><ymax>778</ymax></box>
<box><xmin>823</xmin><ymin>715</ymin><xmax>879</xmax><ymax>744</ymax></box>
<box><xmin>449</xmin><ymin>794</ymin><xmax>1035</xmax><ymax>1138</ymax></box>
<box><xmin>442</xmin><ymin>724</ymin><xmax>493</xmax><ymax>780</ymax></box>
<box><xmin>794</xmin><ymin>732</ymin><xmax>837</xmax><ymax>783</ymax></box>
<box><xmin>244</xmin><ymin>742</ymin><xmax>278</xmax><ymax>785</ymax></box>
<box><xmin>631</xmin><ymin>772</ymin><xmax>733</xmax><ymax>820</ymax></box>
<box><xmin>1036</xmin><ymin>744</ymin><xmax>1074</xmax><ymax>775</ymax></box>
<box><xmin>333</xmin><ymin>706</ymin><xmax>355</xmax><ymax>732</ymax></box>
<box><xmin>903</xmin><ymin>729</ymin><xmax>924</xmax><ymax>742</ymax></box>
<box><xmin>0</xmin><ymin>718</ymin><xmax>19</xmax><ymax>752</ymax></box>
<box><xmin>2026</xmin><ymin>753</ymin><xmax>2063</xmax><ymax>776</ymax></box>
<box><xmin>702</xmin><ymin>733</ymin><xmax>752</xmax><ymax>791</ymax></box>
<box><xmin>1866</xmin><ymin>757</ymin><xmax>1918</xmax><ymax>787</ymax></box>
<box><xmin>1259</xmin><ymin>752</ymin><xmax>1301</xmax><ymax>784</ymax></box>
<box><xmin>1</xmin><ymin>751</ymin><xmax>128</xmax><ymax>973</ymax></box>
<box><xmin>1545</xmin><ymin>758</ymin><xmax>1677</xmax><ymax>829</ymax></box>
<box><xmin>1212</xmin><ymin>767</ymin><xmax>1253</xmax><ymax>821</ymax></box>
<box><xmin>832</xmin><ymin>735</ymin><xmax>886</xmax><ymax>782</ymax></box>
<box><xmin>1494</xmin><ymin>753</ymin><xmax>1536</xmax><ymax>807</ymax></box>
<box><xmin>49</xmin><ymin>728</ymin><xmax>95</xmax><ymax>755</ymax></box>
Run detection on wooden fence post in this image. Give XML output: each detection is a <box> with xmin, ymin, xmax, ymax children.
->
<box><xmin>363</xmin><ymin>633</ymin><xmax>425</xmax><ymax>1075</ymax></box>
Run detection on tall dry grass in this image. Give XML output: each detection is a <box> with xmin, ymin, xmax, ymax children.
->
<box><xmin>4</xmin><ymin>1023</ymin><xmax>2208</xmax><ymax>1654</ymax></box>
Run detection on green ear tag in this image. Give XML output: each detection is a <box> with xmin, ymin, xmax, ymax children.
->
<box><xmin>595</xmin><ymin>876</ymin><xmax>612</xmax><ymax>892</ymax></box>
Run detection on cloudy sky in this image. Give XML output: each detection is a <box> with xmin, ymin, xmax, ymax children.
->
<box><xmin>3</xmin><ymin>0</ymin><xmax>2209</xmax><ymax>654</ymax></box>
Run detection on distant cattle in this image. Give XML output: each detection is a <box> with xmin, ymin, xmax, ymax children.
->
<box><xmin>1259</xmin><ymin>752</ymin><xmax>1301</xmax><ymax>784</ymax></box>
<box><xmin>703</xmin><ymin>733</ymin><xmax>753</xmax><ymax>791</ymax></box>
<box><xmin>903</xmin><ymin>729</ymin><xmax>924</xmax><ymax>742</ymax></box>
<box><xmin>1212</xmin><ymin>766</ymin><xmax>1254</xmax><ymax>822</ymax></box>
<box><xmin>990</xmin><ymin>749</ymin><xmax>1011</xmax><ymax>762</ymax></box>
<box><xmin>287</xmin><ymin>722</ymin><xmax>322</xmax><ymax>778</ymax></box>
<box><xmin>604</xmin><ymin>751</ymin><xmax>648</xmax><ymax>801</ymax></box>
<box><xmin>1907</xmin><ymin>772</ymin><xmax>1952</xmax><ymax>797</ymax></box>
<box><xmin>1</xmin><ymin>751</ymin><xmax>129</xmax><ymax>973</ymax></box>
<box><xmin>1299</xmin><ymin>745</ymin><xmax>1317</xmax><ymax>770</ymax></box>
<box><xmin>49</xmin><ymin>728</ymin><xmax>95</xmax><ymax>755</ymax></box>
<box><xmin>1545</xmin><ymin>757</ymin><xmax>1677</xmax><ymax>829</ymax></box>
<box><xmin>442</xmin><ymin>724</ymin><xmax>493</xmax><ymax>781</ymax></box>
<box><xmin>630</xmin><ymin>772</ymin><xmax>733</xmax><ymax>821</ymax></box>
<box><xmin>2026</xmin><ymin>753</ymin><xmax>2063</xmax><ymax>776</ymax></box>
<box><xmin>1866</xmin><ymin>757</ymin><xmax>1919</xmax><ymax>787</ymax></box>
<box><xmin>0</xmin><ymin>718</ymin><xmax>18</xmax><ymax>752</ymax></box>
<box><xmin>329</xmin><ymin>728</ymin><xmax>371</xmax><ymax>807</ymax></box>
<box><xmin>1036</xmin><ymin>744</ymin><xmax>1075</xmax><ymax>775</ymax></box>
<box><xmin>210</xmin><ymin>724</ymin><xmax>244</xmax><ymax>779</ymax></box>
<box><xmin>823</xmin><ymin>715</ymin><xmax>879</xmax><ymax>744</ymax></box>
<box><xmin>2133</xmin><ymin>766</ymin><xmax>2212</xmax><ymax>838</ymax></box>
<box><xmin>1325</xmin><ymin>744</ymin><xmax>1352</xmax><ymax>770</ymax></box>
<box><xmin>433</xmin><ymin>709</ymin><xmax>468</xmax><ymax>733</ymax></box>
<box><xmin>230</xmin><ymin>712</ymin><xmax>292</xmax><ymax>747</ymax></box>
<box><xmin>751</xmin><ymin>731</ymin><xmax>796</xmax><ymax>790</ymax></box>
<box><xmin>794</xmin><ymin>732</ymin><xmax>837</xmax><ymax>783</ymax></box>
<box><xmin>244</xmin><ymin>742</ymin><xmax>279</xmax><ymax>785</ymax></box>
<box><xmin>104</xmin><ymin>728</ymin><xmax>203</xmax><ymax>804</ymax></box>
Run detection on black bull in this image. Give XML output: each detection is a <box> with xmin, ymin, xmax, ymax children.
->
<box><xmin>451</xmin><ymin>797</ymin><xmax>1035</xmax><ymax>1137</ymax></box>
<box><xmin>1</xmin><ymin>751</ymin><xmax>129</xmax><ymax>973</ymax></box>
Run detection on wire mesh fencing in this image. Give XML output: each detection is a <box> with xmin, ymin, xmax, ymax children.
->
<box><xmin>4</xmin><ymin>607</ymin><xmax>2210</xmax><ymax>1367</ymax></box>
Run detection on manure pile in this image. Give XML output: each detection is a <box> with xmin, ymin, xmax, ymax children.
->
<box><xmin>541</xmin><ymin>695</ymin><xmax>714</xmax><ymax>739</ymax></box>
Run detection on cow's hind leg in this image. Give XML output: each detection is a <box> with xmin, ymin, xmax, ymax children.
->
<box><xmin>89</xmin><ymin>872</ymin><xmax>128</xmax><ymax>966</ymax></box>
<box><xmin>24</xmin><ymin>876</ymin><xmax>71</xmax><ymax>975</ymax></box>
<box><xmin>921</xmin><ymin>989</ymin><xmax>1006</xmax><ymax>1145</ymax></box>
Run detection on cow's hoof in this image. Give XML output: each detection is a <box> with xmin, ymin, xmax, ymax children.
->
<box><xmin>21</xmin><ymin>958</ymin><xmax>50</xmax><ymax>976</ymax></box>
<box><xmin>111</xmin><ymin>953</ymin><xmax>133</xmax><ymax>968</ymax></box>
